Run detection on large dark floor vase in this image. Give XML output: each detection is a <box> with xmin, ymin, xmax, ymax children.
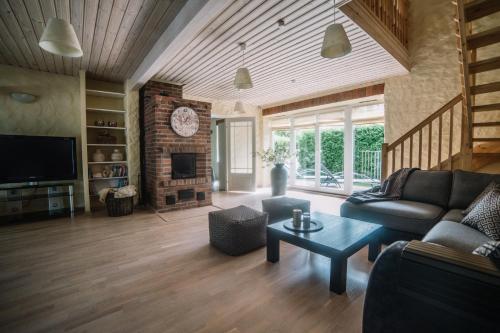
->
<box><xmin>271</xmin><ymin>163</ymin><xmax>288</xmax><ymax>196</ymax></box>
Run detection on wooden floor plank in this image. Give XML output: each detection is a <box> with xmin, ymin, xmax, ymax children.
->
<box><xmin>0</xmin><ymin>190</ymin><xmax>367</xmax><ymax>333</ymax></box>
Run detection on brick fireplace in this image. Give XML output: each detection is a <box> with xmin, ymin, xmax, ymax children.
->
<box><xmin>140</xmin><ymin>81</ymin><xmax>212</xmax><ymax>211</ymax></box>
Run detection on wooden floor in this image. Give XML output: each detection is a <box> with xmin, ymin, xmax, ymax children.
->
<box><xmin>0</xmin><ymin>189</ymin><xmax>371</xmax><ymax>333</ymax></box>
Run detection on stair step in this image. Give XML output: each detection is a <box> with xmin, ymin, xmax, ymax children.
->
<box><xmin>473</xmin><ymin>103</ymin><xmax>500</xmax><ymax>112</ymax></box>
<box><xmin>465</xmin><ymin>0</ymin><xmax>500</xmax><ymax>22</ymax></box>
<box><xmin>473</xmin><ymin>153</ymin><xmax>500</xmax><ymax>158</ymax></box>
<box><xmin>472</xmin><ymin>138</ymin><xmax>500</xmax><ymax>142</ymax></box>
<box><xmin>471</xmin><ymin>81</ymin><xmax>500</xmax><ymax>94</ymax></box>
<box><xmin>467</xmin><ymin>26</ymin><xmax>500</xmax><ymax>49</ymax></box>
<box><xmin>469</xmin><ymin>56</ymin><xmax>500</xmax><ymax>74</ymax></box>
<box><xmin>473</xmin><ymin>121</ymin><xmax>500</xmax><ymax>127</ymax></box>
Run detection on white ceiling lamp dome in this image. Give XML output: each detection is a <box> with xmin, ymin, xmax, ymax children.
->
<box><xmin>234</xmin><ymin>42</ymin><xmax>253</xmax><ymax>89</ymax></box>
<box><xmin>234</xmin><ymin>100</ymin><xmax>245</xmax><ymax>114</ymax></box>
<box><xmin>39</xmin><ymin>17</ymin><xmax>83</xmax><ymax>57</ymax></box>
<box><xmin>321</xmin><ymin>1</ymin><xmax>351</xmax><ymax>59</ymax></box>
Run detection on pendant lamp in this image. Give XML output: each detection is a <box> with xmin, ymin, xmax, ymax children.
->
<box><xmin>234</xmin><ymin>43</ymin><xmax>253</xmax><ymax>89</ymax></box>
<box><xmin>234</xmin><ymin>100</ymin><xmax>245</xmax><ymax>114</ymax></box>
<box><xmin>39</xmin><ymin>18</ymin><xmax>83</xmax><ymax>57</ymax></box>
<box><xmin>321</xmin><ymin>0</ymin><xmax>351</xmax><ymax>59</ymax></box>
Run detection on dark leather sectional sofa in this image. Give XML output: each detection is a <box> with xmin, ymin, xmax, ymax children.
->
<box><xmin>340</xmin><ymin>169</ymin><xmax>500</xmax><ymax>333</ymax></box>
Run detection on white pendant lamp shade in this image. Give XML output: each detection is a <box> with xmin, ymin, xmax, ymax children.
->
<box><xmin>39</xmin><ymin>18</ymin><xmax>83</xmax><ymax>57</ymax></box>
<box><xmin>321</xmin><ymin>23</ymin><xmax>352</xmax><ymax>59</ymax></box>
<box><xmin>234</xmin><ymin>67</ymin><xmax>253</xmax><ymax>89</ymax></box>
<box><xmin>234</xmin><ymin>101</ymin><xmax>245</xmax><ymax>114</ymax></box>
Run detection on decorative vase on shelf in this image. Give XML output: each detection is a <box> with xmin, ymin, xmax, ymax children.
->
<box><xmin>111</xmin><ymin>149</ymin><xmax>123</xmax><ymax>161</ymax></box>
<box><xmin>93</xmin><ymin>149</ymin><xmax>105</xmax><ymax>162</ymax></box>
<box><xmin>271</xmin><ymin>163</ymin><xmax>288</xmax><ymax>196</ymax></box>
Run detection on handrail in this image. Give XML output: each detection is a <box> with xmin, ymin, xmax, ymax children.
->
<box><xmin>387</xmin><ymin>94</ymin><xmax>463</xmax><ymax>150</ymax></box>
<box><xmin>381</xmin><ymin>94</ymin><xmax>464</xmax><ymax>180</ymax></box>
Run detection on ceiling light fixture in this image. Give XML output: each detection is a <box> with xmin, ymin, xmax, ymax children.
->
<box><xmin>233</xmin><ymin>42</ymin><xmax>253</xmax><ymax>89</ymax></box>
<box><xmin>39</xmin><ymin>17</ymin><xmax>83</xmax><ymax>57</ymax></box>
<box><xmin>277</xmin><ymin>19</ymin><xmax>286</xmax><ymax>30</ymax></box>
<box><xmin>234</xmin><ymin>100</ymin><xmax>245</xmax><ymax>114</ymax></box>
<box><xmin>10</xmin><ymin>92</ymin><xmax>37</xmax><ymax>103</ymax></box>
<box><xmin>321</xmin><ymin>0</ymin><xmax>352</xmax><ymax>59</ymax></box>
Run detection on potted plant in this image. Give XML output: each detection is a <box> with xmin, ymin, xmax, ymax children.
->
<box><xmin>259</xmin><ymin>146</ymin><xmax>292</xmax><ymax>196</ymax></box>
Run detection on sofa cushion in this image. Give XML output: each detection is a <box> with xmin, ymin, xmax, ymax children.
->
<box><xmin>340</xmin><ymin>200</ymin><xmax>444</xmax><ymax>235</ymax></box>
<box><xmin>401</xmin><ymin>170</ymin><xmax>452</xmax><ymax>208</ymax></box>
<box><xmin>449</xmin><ymin>170</ymin><xmax>500</xmax><ymax>209</ymax></box>
<box><xmin>423</xmin><ymin>220</ymin><xmax>492</xmax><ymax>253</ymax></box>
<box><xmin>473</xmin><ymin>241</ymin><xmax>500</xmax><ymax>261</ymax></box>
<box><xmin>463</xmin><ymin>181</ymin><xmax>500</xmax><ymax>215</ymax></box>
<box><xmin>461</xmin><ymin>189</ymin><xmax>500</xmax><ymax>241</ymax></box>
<box><xmin>441</xmin><ymin>209</ymin><xmax>464</xmax><ymax>222</ymax></box>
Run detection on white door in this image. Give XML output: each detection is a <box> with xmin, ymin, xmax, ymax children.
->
<box><xmin>226</xmin><ymin>117</ymin><xmax>256</xmax><ymax>192</ymax></box>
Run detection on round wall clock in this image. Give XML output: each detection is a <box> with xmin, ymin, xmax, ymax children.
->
<box><xmin>170</xmin><ymin>107</ymin><xmax>199</xmax><ymax>137</ymax></box>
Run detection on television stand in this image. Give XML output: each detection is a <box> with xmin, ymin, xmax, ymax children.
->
<box><xmin>0</xmin><ymin>183</ymin><xmax>74</xmax><ymax>222</ymax></box>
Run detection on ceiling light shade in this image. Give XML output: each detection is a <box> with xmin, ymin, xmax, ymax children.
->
<box><xmin>234</xmin><ymin>101</ymin><xmax>245</xmax><ymax>114</ymax></box>
<box><xmin>39</xmin><ymin>18</ymin><xmax>83</xmax><ymax>57</ymax></box>
<box><xmin>234</xmin><ymin>67</ymin><xmax>253</xmax><ymax>89</ymax></box>
<box><xmin>10</xmin><ymin>92</ymin><xmax>37</xmax><ymax>103</ymax></box>
<box><xmin>321</xmin><ymin>23</ymin><xmax>352</xmax><ymax>59</ymax></box>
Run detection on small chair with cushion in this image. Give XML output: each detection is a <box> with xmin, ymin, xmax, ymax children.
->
<box><xmin>262</xmin><ymin>196</ymin><xmax>311</xmax><ymax>224</ymax></box>
<box><xmin>209</xmin><ymin>205</ymin><xmax>268</xmax><ymax>256</ymax></box>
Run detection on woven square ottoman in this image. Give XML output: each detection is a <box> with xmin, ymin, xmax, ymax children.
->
<box><xmin>209</xmin><ymin>205</ymin><xmax>268</xmax><ymax>256</ymax></box>
<box><xmin>262</xmin><ymin>196</ymin><xmax>311</xmax><ymax>224</ymax></box>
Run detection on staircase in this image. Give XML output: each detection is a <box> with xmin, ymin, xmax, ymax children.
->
<box><xmin>381</xmin><ymin>0</ymin><xmax>500</xmax><ymax>179</ymax></box>
<box><xmin>455</xmin><ymin>0</ymin><xmax>500</xmax><ymax>168</ymax></box>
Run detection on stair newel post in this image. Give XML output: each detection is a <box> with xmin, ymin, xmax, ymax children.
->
<box><xmin>381</xmin><ymin>143</ymin><xmax>388</xmax><ymax>182</ymax></box>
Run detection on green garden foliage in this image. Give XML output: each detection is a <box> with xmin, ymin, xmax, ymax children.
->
<box><xmin>273</xmin><ymin>124</ymin><xmax>384</xmax><ymax>176</ymax></box>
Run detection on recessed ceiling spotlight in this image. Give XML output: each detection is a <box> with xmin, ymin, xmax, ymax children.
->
<box><xmin>277</xmin><ymin>19</ymin><xmax>286</xmax><ymax>30</ymax></box>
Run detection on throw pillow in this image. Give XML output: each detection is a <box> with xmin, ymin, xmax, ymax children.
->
<box><xmin>473</xmin><ymin>241</ymin><xmax>500</xmax><ymax>261</ymax></box>
<box><xmin>461</xmin><ymin>189</ymin><xmax>500</xmax><ymax>240</ymax></box>
<box><xmin>463</xmin><ymin>181</ymin><xmax>500</xmax><ymax>215</ymax></box>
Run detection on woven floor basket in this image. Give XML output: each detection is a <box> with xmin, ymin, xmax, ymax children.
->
<box><xmin>105</xmin><ymin>195</ymin><xmax>134</xmax><ymax>217</ymax></box>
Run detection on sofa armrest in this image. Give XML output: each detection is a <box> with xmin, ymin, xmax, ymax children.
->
<box><xmin>363</xmin><ymin>241</ymin><xmax>500</xmax><ymax>333</ymax></box>
<box><xmin>402</xmin><ymin>240</ymin><xmax>500</xmax><ymax>283</ymax></box>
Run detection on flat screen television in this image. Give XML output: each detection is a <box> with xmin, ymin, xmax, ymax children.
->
<box><xmin>0</xmin><ymin>134</ymin><xmax>77</xmax><ymax>184</ymax></box>
<box><xmin>171</xmin><ymin>153</ymin><xmax>196</xmax><ymax>179</ymax></box>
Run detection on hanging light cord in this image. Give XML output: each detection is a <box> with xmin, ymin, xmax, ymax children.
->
<box><xmin>333</xmin><ymin>0</ymin><xmax>336</xmax><ymax>24</ymax></box>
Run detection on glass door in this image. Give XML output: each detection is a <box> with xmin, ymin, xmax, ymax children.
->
<box><xmin>226</xmin><ymin>117</ymin><xmax>256</xmax><ymax>192</ymax></box>
<box><xmin>319</xmin><ymin>111</ymin><xmax>345</xmax><ymax>191</ymax></box>
<box><xmin>352</xmin><ymin>104</ymin><xmax>385</xmax><ymax>192</ymax></box>
<box><xmin>293</xmin><ymin>115</ymin><xmax>316</xmax><ymax>188</ymax></box>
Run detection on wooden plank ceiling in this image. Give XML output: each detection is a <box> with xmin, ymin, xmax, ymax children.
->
<box><xmin>155</xmin><ymin>0</ymin><xmax>408</xmax><ymax>107</ymax></box>
<box><xmin>0</xmin><ymin>0</ymin><xmax>186</xmax><ymax>82</ymax></box>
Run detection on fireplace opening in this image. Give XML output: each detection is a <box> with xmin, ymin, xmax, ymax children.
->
<box><xmin>171</xmin><ymin>153</ymin><xmax>196</xmax><ymax>179</ymax></box>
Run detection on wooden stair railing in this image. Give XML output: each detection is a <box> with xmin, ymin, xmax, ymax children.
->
<box><xmin>381</xmin><ymin>94</ymin><xmax>464</xmax><ymax>180</ymax></box>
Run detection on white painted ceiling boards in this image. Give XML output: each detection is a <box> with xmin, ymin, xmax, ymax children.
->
<box><xmin>0</xmin><ymin>0</ymin><xmax>408</xmax><ymax>107</ymax></box>
<box><xmin>155</xmin><ymin>0</ymin><xmax>408</xmax><ymax>107</ymax></box>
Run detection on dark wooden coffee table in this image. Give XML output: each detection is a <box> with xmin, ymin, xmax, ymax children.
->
<box><xmin>266</xmin><ymin>212</ymin><xmax>382</xmax><ymax>294</ymax></box>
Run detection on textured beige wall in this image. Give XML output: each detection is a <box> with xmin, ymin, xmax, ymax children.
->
<box><xmin>0</xmin><ymin>64</ymin><xmax>84</xmax><ymax>206</ymax></box>
<box><xmin>125</xmin><ymin>88</ymin><xmax>141</xmax><ymax>202</ymax></box>
<box><xmin>384</xmin><ymin>0</ymin><xmax>461</xmax><ymax>144</ymax></box>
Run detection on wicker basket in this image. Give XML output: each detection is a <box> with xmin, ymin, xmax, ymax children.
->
<box><xmin>105</xmin><ymin>194</ymin><xmax>134</xmax><ymax>217</ymax></box>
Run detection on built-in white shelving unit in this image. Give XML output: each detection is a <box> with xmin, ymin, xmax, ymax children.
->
<box><xmin>80</xmin><ymin>71</ymin><xmax>130</xmax><ymax>212</ymax></box>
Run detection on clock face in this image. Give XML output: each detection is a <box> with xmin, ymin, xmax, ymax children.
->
<box><xmin>171</xmin><ymin>107</ymin><xmax>199</xmax><ymax>137</ymax></box>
